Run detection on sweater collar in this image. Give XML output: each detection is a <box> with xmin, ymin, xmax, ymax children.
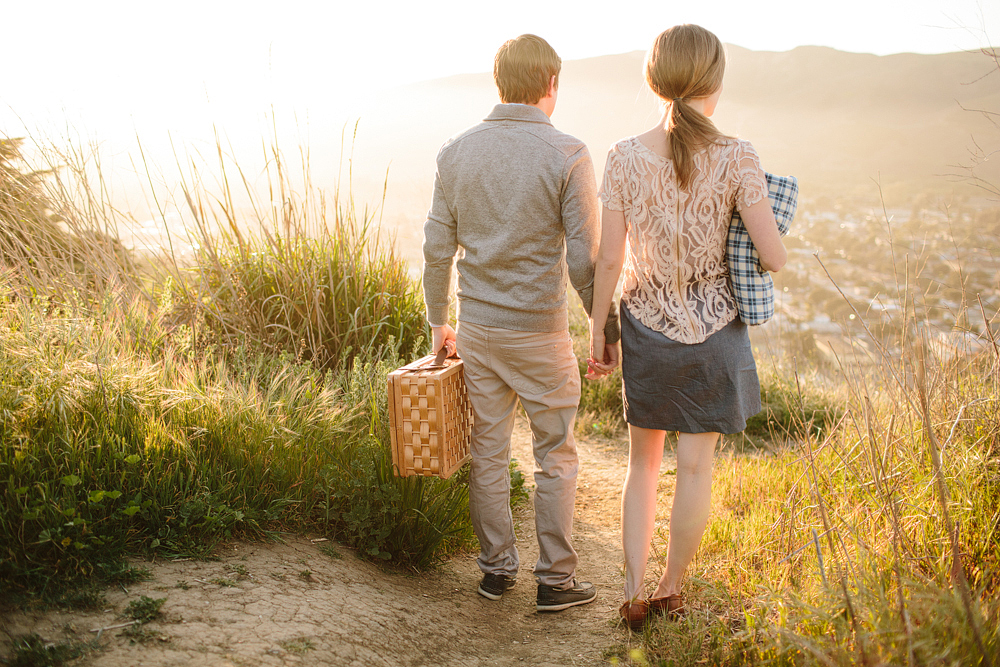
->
<box><xmin>484</xmin><ymin>103</ymin><xmax>553</xmax><ymax>125</ymax></box>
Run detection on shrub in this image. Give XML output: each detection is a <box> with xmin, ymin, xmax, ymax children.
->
<box><xmin>744</xmin><ymin>364</ymin><xmax>844</xmax><ymax>442</ymax></box>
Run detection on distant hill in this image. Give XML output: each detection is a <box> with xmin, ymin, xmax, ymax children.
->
<box><xmin>318</xmin><ymin>46</ymin><xmax>1000</xmax><ymax>260</ymax></box>
<box><xmin>711</xmin><ymin>45</ymin><xmax>1000</xmax><ymax>196</ymax></box>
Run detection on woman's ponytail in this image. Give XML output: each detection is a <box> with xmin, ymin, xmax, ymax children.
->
<box><xmin>645</xmin><ymin>25</ymin><xmax>728</xmax><ymax>189</ymax></box>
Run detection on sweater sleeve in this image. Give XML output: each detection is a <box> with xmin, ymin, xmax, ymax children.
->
<box><xmin>562</xmin><ymin>145</ymin><xmax>621</xmax><ymax>344</ymax></box>
<box><xmin>422</xmin><ymin>164</ymin><xmax>458</xmax><ymax>327</ymax></box>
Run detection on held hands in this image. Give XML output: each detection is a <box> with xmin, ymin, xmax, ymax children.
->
<box><xmin>585</xmin><ymin>326</ymin><xmax>619</xmax><ymax>380</ymax></box>
<box><xmin>432</xmin><ymin>324</ymin><xmax>458</xmax><ymax>358</ymax></box>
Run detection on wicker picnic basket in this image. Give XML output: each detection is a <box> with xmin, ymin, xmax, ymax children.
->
<box><xmin>387</xmin><ymin>349</ymin><xmax>473</xmax><ymax>478</ymax></box>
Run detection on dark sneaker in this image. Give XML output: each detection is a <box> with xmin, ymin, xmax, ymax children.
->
<box><xmin>478</xmin><ymin>573</ymin><xmax>517</xmax><ymax>600</ymax></box>
<box><xmin>536</xmin><ymin>579</ymin><xmax>597</xmax><ymax>612</ymax></box>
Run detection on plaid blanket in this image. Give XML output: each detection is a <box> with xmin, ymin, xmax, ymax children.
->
<box><xmin>726</xmin><ymin>173</ymin><xmax>798</xmax><ymax>325</ymax></box>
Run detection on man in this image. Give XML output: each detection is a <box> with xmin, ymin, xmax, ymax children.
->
<box><xmin>422</xmin><ymin>34</ymin><xmax>619</xmax><ymax>612</ymax></box>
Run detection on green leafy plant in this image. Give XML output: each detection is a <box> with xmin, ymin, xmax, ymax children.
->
<box><xmin>123</xmin><ymin>596</ymin><xmax>166</xmax><ymax>623</ymax></box>
<box><xmin>509</xmin><ymin>459</ymin><xmax>531</xmax><ymax>508</ymax></box>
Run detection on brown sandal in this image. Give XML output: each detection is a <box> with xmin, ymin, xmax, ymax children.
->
<box><xmin>618</xmin><ymin>599</ymin><xmax>649</xmax><ymax>631</ymax></box>
<box><xmin>647</xmin><ymin>594</ymin><xmax>685</xmax><ymax>619</ymax></box>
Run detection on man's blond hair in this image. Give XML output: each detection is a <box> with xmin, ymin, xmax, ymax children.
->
<box><xmin>493</xmin><ymin>34</ymin><xmax>561</xmax><ymax>105</ymax></box>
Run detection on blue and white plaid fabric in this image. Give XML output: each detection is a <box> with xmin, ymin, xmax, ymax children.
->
<box><xmin>727</xmin><ymin>173</ymin><xmax>798</xmax><ymax>325</ymax></box>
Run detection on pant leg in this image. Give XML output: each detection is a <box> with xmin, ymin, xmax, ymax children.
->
<box><xmin>493</xmin><ymin>329</ymin><xmax>581</xmax><ymax>589</ymax></box>
<box><xmin>456</xmin><ymin>322</ymin><xmax>520</xmax><ymax>577</ymax></box>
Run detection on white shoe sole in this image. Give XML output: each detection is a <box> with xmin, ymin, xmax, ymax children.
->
<box><xmin>478</xmin><ymin>586</ymin><xmax>504</xmax><ymax>601</ymax></box>
<box><xmin>478</xmin><ymin>579</ymin><xmax>515</xmax><ymax>601</ymax></box>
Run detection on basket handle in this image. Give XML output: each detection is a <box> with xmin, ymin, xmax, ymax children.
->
<box><xmin>423</xmin><ymin>347</ymin><xmax>451</xmax><ymax>370</ymax></box>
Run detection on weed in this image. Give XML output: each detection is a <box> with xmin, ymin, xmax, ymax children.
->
<box><xmin>174</xmin><ymin>581</ymin><xmax>190</xmax><ymax>590</ymax></box>
<box><xmin>316</xmin><ymin>357</ymin><xmax>475</xmax><ymax>567</ymax></box>
<box><xmin>122</xmin><ymin>596</ymin><xmax>166</xmax><ymax>623</ymax></box>
<box><xmin>209</xmin><ymin>578</ymin><xmax>236</xmax><ymax>588</ymax></box>
<box><xmin>569</xmin><ymin>298</ymin><xmax>627</xmax><ymax>435</ymax></box>
<box><xmin>172</xmin><ymin>135</ymin><xmax>428</xmax><ymax>371</ymax></box>
<box><xmin>628</xmin><ymin>241</ymin><xmax>1000</xmax><ymax>664</ymax></box>
<box><xmin>4</xmin><ymin>633</ymin><xmax>85</xmax><ymax>667</ymax></box>
<box><xmin>0</xmin><ymin>293</ymin><xmax>470</xmax><ymax>592</ymax></box>
<box><xmin>278</xmin><ymin>636</ymin><xmax>316</xmax><ymax>654</ymax></box>
<box><xmin>56</xmin><ymin>586</ymin><xmax>106</xmax><ymax>611</ymax></box>
<box><xmin>319</xmin><ymin>544</ymin><xmax>343</xmax><ymax>560</ymax></box>
<box><xmin>743</xmin><ymin>363</ymin><xmax>844</xmax><ymax>441</ymax></box>
<box><xmin>102</xmin><ymin>565</ymin><xmax>152</xmax><ymax>585</ymax></box>
<box><xmin>226</xmin><ymin>564</ymin><xmax>250</xmax><ymax>580</ymax></box>
<box><xmin>120</xmin><ymin>624</ymin><xmax>162</xmax><ymax>644</ymax></box>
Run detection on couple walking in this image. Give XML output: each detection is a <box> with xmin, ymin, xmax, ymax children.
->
<box><xmin>422</xmin><ymin>26</ymin><xmax>786</xmax><ymax>628</ymax></box>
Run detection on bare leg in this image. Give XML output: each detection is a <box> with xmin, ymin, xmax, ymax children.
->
<box><xmin>621</xmin><ymin>425</ymin><xmax>666</xmax><ymax>601</ymax></box>
<box><xmin>650</xmin><ymin>431</ymin><xmax>719</xmax><ymax>598</ymax></box>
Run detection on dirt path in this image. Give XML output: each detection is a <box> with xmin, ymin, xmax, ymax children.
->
<box><xmin>1</xmin><ymin>418</ymin><xmax>678</xmax><ymax>666</ymax></box>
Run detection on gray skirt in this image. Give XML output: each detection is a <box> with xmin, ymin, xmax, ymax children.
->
<box><xmin>620</xmin><ymin>304</ymin><xmax>761</xmax><ymax>434</ymax></box>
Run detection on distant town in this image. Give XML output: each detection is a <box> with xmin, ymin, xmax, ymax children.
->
<box><xmin>765</xmin><ymin>192</ymin><xmax>1000</xmax><ymax>368</ymax></box>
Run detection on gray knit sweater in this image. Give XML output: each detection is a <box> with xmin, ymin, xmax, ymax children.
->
<box><xmin>422</xmin><ymin>104</ymin><xmax>619</xmax><ymax>342</ymax></box>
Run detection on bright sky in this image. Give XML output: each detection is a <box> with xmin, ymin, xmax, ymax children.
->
<box><xmin>3</xmin><ymin>0</ymin><xmax>997</xmax><ymax>139</ymax></box>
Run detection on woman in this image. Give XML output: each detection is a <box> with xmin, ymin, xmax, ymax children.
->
<box><xmin>586</xmin><ymin>24</ymin><xmax>787</xmax><ymax>630</ymax></box>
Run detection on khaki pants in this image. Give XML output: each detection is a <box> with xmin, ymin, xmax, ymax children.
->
<box><xmin>456</xmin><ymin>321</ymin><xmax>581</xmax><ymax>589</ymax></box>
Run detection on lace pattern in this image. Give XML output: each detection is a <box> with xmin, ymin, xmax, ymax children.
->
<box><xmin>599</xmin><ymin>137</ymin><xmax>768</xmax><ymax>344</ymax></box>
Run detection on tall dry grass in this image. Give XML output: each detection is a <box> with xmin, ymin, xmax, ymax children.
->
<box><xmin>0</xmin><ymin>136</ymin><xmax>142</xmax><ymax>305</ymax></box>
<box><xmin>169</xmin><ymin>134</ymin><xmax>426</xmax><ymax>369</ymax></box>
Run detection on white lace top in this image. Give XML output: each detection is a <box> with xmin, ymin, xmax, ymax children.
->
<box><xmin>599</xmin><ymin>137</ymin><xmax>768</xmax><ymax>344</ymax></box>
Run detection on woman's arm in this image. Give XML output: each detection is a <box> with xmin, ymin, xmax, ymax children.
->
<box><xmin>740</xmin><ymin>197</ymin><xmax>787</xmax><ymax>272</ymax></box>
<box><xmin>587</xmin><ymin>205</ymin><xmax>628</xmax><ymax>379</ymax></box>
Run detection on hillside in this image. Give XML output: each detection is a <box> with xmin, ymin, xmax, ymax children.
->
<box><xmin>338</xmin><ymin>45</ymin><xmax>1000</xmax><ymax>243</ymax></box>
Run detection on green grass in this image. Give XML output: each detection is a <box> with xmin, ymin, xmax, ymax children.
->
<box><xmin>0</xmin><ymin>132</ymin><xmax>473</xmax><ymax>604</ymax></box>
<box><xmin>4</xmin><ymin>633</ymin><xmax>87</xmax><ymax>667</ymax></box>
<box><xmin>743</xmin><ymin>363</ymin><xmax>844</xmax><ymax>443</ymax></box>
<box><xmin>183</xmin><ymin>209</ymin><xmax>427</xmax><ymax>371</ymax></box>
<box><xmin>569</xmin><ymin>299</ymin><xmax>625</xmax><ymax>437</ymax></box>
<box><xmin>0</xmin><ymin>290</ymin><xmax>472</xmax><ymax>597</ymax></box>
